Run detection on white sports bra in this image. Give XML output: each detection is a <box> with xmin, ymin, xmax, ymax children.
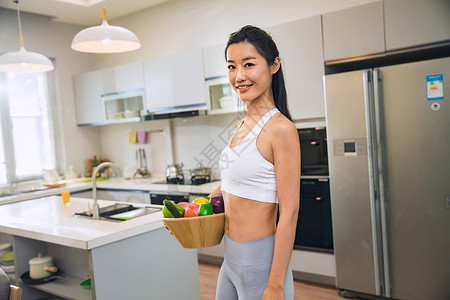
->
<box><xmin>219</xmin><ymin>108</ymin><xmax>279</xmax><ymax>203</ymax></box>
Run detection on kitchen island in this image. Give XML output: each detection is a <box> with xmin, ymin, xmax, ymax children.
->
<box><xmin>0</xmin><ymin>196</ymin><xmax>200</xmax><ymax>300</ymax></box>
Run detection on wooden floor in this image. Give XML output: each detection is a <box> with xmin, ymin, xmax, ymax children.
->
<box><xmin>198</xmin><ymin>262</ymin><xmax>347</xmax><ymax>300</ymax></box>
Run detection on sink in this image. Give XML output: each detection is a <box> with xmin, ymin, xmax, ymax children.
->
<box><xmin>75</xmin><ymin>204</ymin><xmax>161</xmax><ymax>221</ymax></box>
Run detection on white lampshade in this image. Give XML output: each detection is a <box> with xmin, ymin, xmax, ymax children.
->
<box><xmin>0</xmin><ymin>47</ymin><xmax>54</xmax><ymax>72</ymax></box>
<box><xmin>71</xmin><ymin>8</ymin><xmax>141</xmax><ymax>54</ymax></box>
<box><xmin>0</xmin><ymin>1</ymin><xmax>54</xmax><ymax>73</ymax></box>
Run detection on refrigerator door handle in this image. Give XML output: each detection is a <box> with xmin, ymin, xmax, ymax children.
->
<box><xmin>363</xmin><ymin>70</ymin><xmax>384</xmax><ymax>296</ymax></box>
<box><xmin>373</xmin><ymin>69</ymin><xmax>391</xmax><ymax>298</ymax></box>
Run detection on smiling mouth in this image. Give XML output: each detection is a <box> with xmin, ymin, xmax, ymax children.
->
<box><xmin>236</xmin><ymin>84</ymin><xmax>253</xmax><ymax>92</ymax></box>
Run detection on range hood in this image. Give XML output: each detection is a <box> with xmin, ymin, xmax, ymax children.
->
<box><xmin>140</xmin><ymin>103</ymin><xmax>207</xmax><ymax>121</ymax></box>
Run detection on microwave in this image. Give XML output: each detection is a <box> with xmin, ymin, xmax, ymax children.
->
<box><xmin>298</xmin><ymin>127</ymin><xmax>328</xmax><ymax>176</ymax></box>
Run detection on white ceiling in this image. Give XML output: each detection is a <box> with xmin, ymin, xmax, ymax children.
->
<box><xmin>0</xmin><ymin>0</ymin><xmax>173</xmax><ymax>26</ymax></box>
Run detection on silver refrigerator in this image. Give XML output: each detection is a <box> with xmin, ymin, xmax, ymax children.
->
<box><xmin>324</xmin><ymin>57</ymin><xmax>449</xmax><ymax>300</ymax></box>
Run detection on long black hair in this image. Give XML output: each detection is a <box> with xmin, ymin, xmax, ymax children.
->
<box><xmin>225</xmin><ymin>25</ymin><xmax>292</xmax><ymax>121</ymax></box>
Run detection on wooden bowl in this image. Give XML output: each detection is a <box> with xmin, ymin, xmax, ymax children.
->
<box><xmin>162</xmin><ymin>213</ymin><xmax>225</xmax><ymax>249</ymax></box>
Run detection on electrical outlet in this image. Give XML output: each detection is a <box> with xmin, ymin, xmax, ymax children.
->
<box><xmin>446</xmin><ymin>195</ymin><xmax>450</xmax><ymax>210</ymax></box>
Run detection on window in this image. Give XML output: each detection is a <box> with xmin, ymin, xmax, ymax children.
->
<box><xmin>0</xmin><ymin>71</ymin><xmax>63</xmax><ymax>186</ymax></box>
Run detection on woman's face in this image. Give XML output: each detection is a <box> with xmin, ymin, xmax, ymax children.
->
<box><xmin>226</xmin><ymin>42</ymin><xmax>279</xmax><ymax>104</ymax></box>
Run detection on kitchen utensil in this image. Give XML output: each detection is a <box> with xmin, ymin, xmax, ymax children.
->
<box><xmin>0</xmin><ymin>243</ymin><xmax>12</xmax><ymax>257</ymax></box>
<box><xmin>162</xmin><ymin>213</ymin><xmax>225</xmax><ymax>249</ymax></box>
<box><xmin>80</xmin><ymin>278</ymin><xmax>91</xmax><ymax>289</ymax></box>
<box><xmin>0</xmin><ymin>251</ymin><xmax>14</xmax><ymax>265</ymax></box>
<box><xmin>21</xmin><ymin>271</ymin><xmax>64</xmax><ymax>285</ymax></box>
<box><xmin>1</xmin><ymin>264</ymin><xmax>14</xmax><ymax>273</ymax></box>
<box><xmin>190</xmin><ymin>167</ymin><xmax>211</xmax><ymax>182</ymax></box>
<box><xmin>42</xmin><ymin>180</ymin><xmax>66</xmax><ymax>188</ymax></box>
<box><xmin>219</xmin><ymin>95</ymin><xmax>235</xmax><ymax>109</ymax></box>
<box><xmin>29</xmin><ymin>253</ymin><xmax>59</xmax><ymax>280</ymax></box>
<box><xmin>133</xmin><ymin>148</ymin><xmax>151</xmax><ymax>178</ymax></box>
<box><xmin>165</xmin><ymin>163</ymin><xmax>184</xmax><ymax>181</ymax></box>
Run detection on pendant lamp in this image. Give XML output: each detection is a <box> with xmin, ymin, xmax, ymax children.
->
<box><xmin>71</xmin><ymin>8</ymin><xmax>141</xmax><ymax>53</ymax></box>
<box><xmin>0</xmin><ymin>0</ymin><xmax>54</xmax><ymax>73</ymax></box>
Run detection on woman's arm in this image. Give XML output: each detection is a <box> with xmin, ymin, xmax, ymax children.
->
<box><xmin>208</xmin><ymin>185</ymin><xmax>222</xmax><ymax>198</ymax></box>
<box><xmin>263</xmin><ymin>120</ymin><xmax>301</xmax><ymax>299</ymax></box>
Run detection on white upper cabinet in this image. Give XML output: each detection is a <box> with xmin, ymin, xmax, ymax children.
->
<box><xmin>143</xmin><ymin>55</ymin><xmax>173</xmax><ymax>110</ymax></box>
<box><xmin>144</xmin><ymin>48</ymin><xmax>206</xmax><ymax>112</ymax></box>
<box><xmin>268</xmin><ymin>16</ymin><xmax>326</xmax><ymax>120</ymax></box>
<box><xmin>322</xmin><ymin>1</ymin><xmax>385</xmax><ymax>61</ymax></box>
<box><xmin>102</xmin><ymin>61</ymin><xmax>145</xmax><ymax>94</ymax></box>
<box><xmin>171</xmin><ymin>49</ymin><xmax>207</xmax><ymax>108</ymax></box>
<box><xmin>384</xmin><ymin>0</ymin><xmax>450</xmax><ymax>51</ymax></box>
<box><xmin>202</xmin><ymin>43</ymin><xmax>227</xmax><ymax>79</ymax></box>
<box><xmin>73</xmin><ymin>70</ymin><xmax>104</xmax><ymax>126</ymax></box>
<box><xmin>322</xmin><ymin>0</ymin><xmax>450</xmax><ymax>61</ymax></box>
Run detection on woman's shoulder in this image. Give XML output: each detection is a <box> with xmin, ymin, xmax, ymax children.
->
<box><xmin>270</xmin><ymin>113</ymin><xmax>297</xmax><ymax>137</ymax></box>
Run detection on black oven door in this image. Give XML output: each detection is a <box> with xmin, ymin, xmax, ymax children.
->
<box><xmin>294</xmin><ymin>178</ymin><xmax>333</xmax><ymax>253</ymax></box>
<box><xmin>298</xmin><ymin>127</ymin><xmax>328</xmax><ymax>176</ymax></box>
<box><xmin>149</xmin><ymin>191</ymin><xmax>189</xmax><ymax>205</ymax></box>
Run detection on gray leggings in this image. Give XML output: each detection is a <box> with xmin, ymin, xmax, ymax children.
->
<box><xmin>216</xmin><ymin>234</ymin><xmax>294</xmax><ymax>300</ymax></box>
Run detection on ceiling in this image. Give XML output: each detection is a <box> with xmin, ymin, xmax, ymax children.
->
<box><xmin>0</xmin><ymin>0</ymin><xmax>173</xmax><ymax>26</ymax></box>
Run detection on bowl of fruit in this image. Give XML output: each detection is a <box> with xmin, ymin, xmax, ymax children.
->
<box><xmin>162</xmin><ymin>194</ymin><xmax>225</xmax><ymax>249</ymax></box>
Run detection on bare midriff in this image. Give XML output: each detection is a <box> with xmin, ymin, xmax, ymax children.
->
<box><xmin>223</xmin><ymin>191</ymin><xmax>278</xmax><ymax>242</ymax></box>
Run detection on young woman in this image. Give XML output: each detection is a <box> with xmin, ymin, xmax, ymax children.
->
<box><xmin>209</xmin><ymin>25</ymin><xmax>301</xmax><ymax>300</ymax></box>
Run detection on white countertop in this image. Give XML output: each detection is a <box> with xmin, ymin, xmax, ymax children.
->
<box><xmin>0</xmin><ymin>182</ymin><xmax>91</xmax><ymax>206</ymax></box>
<box><xmin>0</xmin><ymin>177</ymin><xmax>221</xmax><ymax>206</ymax></box>
<box><xmin>0</xmin><ymin>196</ymin><xmax>165</xmax><ymax>250</ymax></box>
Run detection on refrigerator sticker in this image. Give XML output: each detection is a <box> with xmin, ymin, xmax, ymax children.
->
<box><xmin>426</xmin><ymin>74</ymin><xmax>444</xmax><ymax>101</ymax></box>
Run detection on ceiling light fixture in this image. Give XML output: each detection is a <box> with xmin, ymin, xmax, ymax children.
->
<box><xmin>71</xmin><ymin>7</ymin><xmax>141</xmax><ymax>53</ymax></box>
<box><xmin>0</xmin><ymin>0</ymin><xmax>54</xmax><ymax>73</ymax></box>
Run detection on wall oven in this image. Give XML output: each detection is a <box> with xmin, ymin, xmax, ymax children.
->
<box><xmin>295</xmin><ymin>127</ymin><xmax>333</xmax><ymax>253</ymax></box>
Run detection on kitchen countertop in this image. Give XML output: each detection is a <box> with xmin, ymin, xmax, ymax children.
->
<box><xmin>0</xmin><ymin>195</ymin><xmax>164</xmax><ymax>250</ymax></box>
<box><xmin>0</xmin><ymin>181</ymin><xmax>91</xmax><ymax>205</ymax></box>
<box><xmin>0</xmin><ymin>177</ymin><xmax>221</xmax><ymax>206</ymax></box>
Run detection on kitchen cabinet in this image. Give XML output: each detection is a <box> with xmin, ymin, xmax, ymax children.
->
<box><xmin>144</xmin><ymin>48</ymin><xmax>207</xmax><ymax>113</ymax></box>
<box><xmin>205</xmin><ymin>76</ymin><xmax>244</xmax><ymax>115</ymax></box>
<box><xmin>73</xmin><ymin>70</ymin><xmax>104</xmax><ymax>126</ymax></box>
<box><xmin>322</xmin><ymin>1</ymin><xmax>385</xmax><ymax>61</ymax></box>
<box><xmin>202</xmin><ymin>43</ymin><xmax>244</xmax><ymax>115</ymax></box>
<box><xmin>102</xmin><ymin>89</ymin><xmax>145</xmax><ymax>124</ymax></box>
<box><xmin>73</xmin><ymin>62</ymin><xmax>145</xmax><ymax>126</ymax></box>
<box><xmin>268</xmin><ymin>16</ymin><xmax>326</xmax><ymax>120</ymax></box>
<box><xmin>322</xmin><ymin>0</ymin><xmax>450</xmax><ymax>61</ymax></box>
<box><xmin>0</xmin><ymin>197</ymin><xmax>201</xmax><ymax>300</ymax></box>
<box><xmin>101</xmin><ymin>61</ymin><xmax>145</xmax><ymax>94</ymax></box>
<box><xmin>384</xmin><ymin>0</ymin><xmax>450</xmax><ymax>51</ymax></box>
<box><xmin>202</xmin><ymin>43</ymin><xmax>227</xmax><ymax>79</ymax></box>
<box><xmin>101</xmin><ymin>62</ymin><xmax>146</xmax><ymax>124</ymax></box>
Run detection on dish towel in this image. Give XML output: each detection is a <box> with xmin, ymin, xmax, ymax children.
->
<box><xmin>129</xmin><ymin>132</ymin><xmax>137</xmax><ymax>144</ymax></box>
<box><xmin>137</xmin><ymin>131</ymin><xmax>147</xmax><ymax>144</ymax></box>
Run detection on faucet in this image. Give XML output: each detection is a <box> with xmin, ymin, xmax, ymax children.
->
<box><xmin>92</xmin><ymin>162</ymin><xmax>121</xmax><ymax>220</ymax></box>
<box><xmin>0</xmin><ymin>162</ymin><xmax>13</xmax><ymax>194</ymax></box>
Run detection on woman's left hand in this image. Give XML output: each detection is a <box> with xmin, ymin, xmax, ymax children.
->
<box><xmin>261</xmin><ymin>286</ymin><xmax>284</xmax><ymax>300</ymax></box>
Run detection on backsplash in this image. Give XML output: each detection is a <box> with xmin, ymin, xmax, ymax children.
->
<box><xmin>99</xmin><ymin>112</ymin><xmax>243</xmax><ymax>180</ymax></box>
